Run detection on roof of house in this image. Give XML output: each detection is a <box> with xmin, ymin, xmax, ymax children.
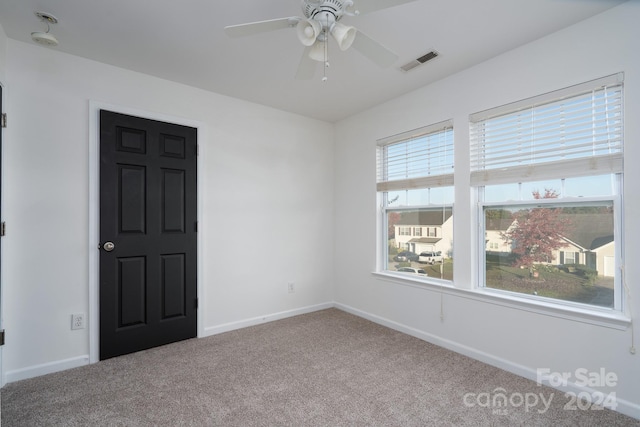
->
<box><xmin>486</xmin><ymin>218</ymin><xmax>515</xmax><ymax>231</ymax></box>
<box><xmin>559</xmin><ymin>212</ymin><xmax>614</xmax><ymax>250</ymax></box>
<box><xmin>396</xmin><ymin>208</ymin><xmax>453</xmax><ymax>226</ymax></box>
<box><xmin>408</xmin><ymin>238</ymin><xmax>442</xmax><ymax>244</ymax></box>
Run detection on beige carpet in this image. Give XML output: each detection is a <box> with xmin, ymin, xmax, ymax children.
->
<box><xmin>1</xmin><ymin>308</ymin><xmax>638</xmax><ymax>426</ymax></box>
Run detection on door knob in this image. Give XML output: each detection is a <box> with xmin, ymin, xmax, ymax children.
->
<box><xmin>103</xmin><ymin>241</ymin><xmax>115</xmax><ymax>252</ymax></box>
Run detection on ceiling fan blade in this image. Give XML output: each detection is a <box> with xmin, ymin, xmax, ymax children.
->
<box><xmin>353</xmin><ymin>0</ymin><xmax>419</xmax><ymax>15</ymax></box>
<box><xmin>351</xmin><ymin>31</ymin><xmax>398</xmax><ymax>68</ymax></box>
<box><xmin>296</xmin><ymin>47</ymin><xmax>318</xmax><ymax>80</ymax></box>
<box><xmin>224</xmin><ymin>17</ymin><xmax>301</xmax><ymax>38</ymax></box>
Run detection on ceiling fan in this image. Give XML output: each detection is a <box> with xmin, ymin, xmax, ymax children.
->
<box><xmin>224</xmin><ymin>0</ymin><xmax>418</xmax><ymax>80</ymax></box>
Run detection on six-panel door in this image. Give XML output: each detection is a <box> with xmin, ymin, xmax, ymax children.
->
<box><xmin>99</xmin><ymin>110</ymin><xmax>197</xmax><ymax>360</ymax></box>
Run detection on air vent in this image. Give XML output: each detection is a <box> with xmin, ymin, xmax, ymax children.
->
<box><xmin>400</xmin><ymin>50</ymin><xmax>439</xmax><ymax>72</ymax></box>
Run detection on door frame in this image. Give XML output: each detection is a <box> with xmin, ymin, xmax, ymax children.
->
<box><xmin>0</xmin><ymin>81</ymin><xmax>5</xmax><ymax>386</ymax></box>
<box><xmin>88</xmin><ymin>101</ymin><xmax>205</xmax><ymax>364</ymax></box>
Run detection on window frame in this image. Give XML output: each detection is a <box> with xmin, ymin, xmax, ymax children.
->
<box><xmin>563</xmin><ymin>251</ymin><xmax>577</xmax><ymax>265</ymax></box>
<box><xmin>398</xmin><ymin>227</ymin><xmax>411</xmax><ymax>236</ymax></box>
<box><xmin>469</xmin><ymin>73</ymin><xmax>624</xmax><ymax>313</ymax></box>
<box><xmin>477</xmin><ymin>192</ymin><xmax>623</xmax><ymax>312</ymax></box>
<box><xmin>376</xmin><ymin>120</ymin><xmax>454</xmax><ymax>285</ymax></box>
<box><xmin>373</xmin><ymin>75</ymin><xmax>630</xmax><ymax>328</ymax></box>
<box><xmin>381</xmin><ymin>201</ymin><xmax>454</xmax><ymax>286</ymax></box>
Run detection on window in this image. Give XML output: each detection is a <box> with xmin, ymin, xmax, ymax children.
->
<box><xmin>471</xmin><ymin>74</ymin><xmax>623</xmax><ymax>310</ymax></box>
<box><xmin>562</xmin><ymin>251</ymin><xmax>578</xmax><ymax>265</ymax></box>
<box><xmin>377</xmin><ymin>120</ymin><xmax>454</xmax><ymax>282</ymax></box>
<box><xmin>483</xmin><ymin>196</ymin><xmax>617</xmax><ymax>308</ymax></box>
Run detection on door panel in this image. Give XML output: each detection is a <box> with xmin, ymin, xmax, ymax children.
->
<box><xmin>118</xmin><ymin>256</ymin><xmax>147</xmax><ymax>328</ymax></box>
<box><xmin>100</xmin><ymin>110</ymin><xmax>197</xmax><ymax>360</ymax></box>
<box><xmin>162</xmin><ymin>169</ymin><xmax>186</xmax><ymax>233</ymax></box>
<box><xmin>119</xmin><ymin>165</ymin><xmax>146</xmax><ymax>234</ymax></box>
<box><xmin>161</xmin><ymin>253</ymin><xmax>186</xmax><ymax>319</ymax></box>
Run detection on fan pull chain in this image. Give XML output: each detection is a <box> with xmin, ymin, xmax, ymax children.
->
<box><xmin>322</xmin><ymin>39</ymin><xmax>328</xmax><ymax>82</ymax></box>
<box><xmin>322</xmin><ymin>15</ymin><xmax>329</xmax><ymax>82</ymax></box>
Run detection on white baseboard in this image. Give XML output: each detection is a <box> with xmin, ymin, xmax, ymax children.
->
<box><xmin>334</xmin><ymin>302</ymin><xmax>640</xmax><ymax>421</ymax></box>
<box><xmin>202</xmin><ymin>302</ymin><xmax>335</xmax><ymax>337</ymax></box>
<box><xmin>5</xmin><ymin>355</ymin><xmax>90</xmax><ymax>384</ymax></box>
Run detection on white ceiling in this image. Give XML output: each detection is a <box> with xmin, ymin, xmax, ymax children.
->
<box><xmin>0</xmin><ymin>0</ymin><xmax>625</xmax><ymax>122</ymax></box>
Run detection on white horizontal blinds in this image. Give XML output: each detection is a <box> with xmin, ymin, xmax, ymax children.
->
<box><xmin>377</xmin><ymin>120</ymin><xmax>453</xmax><ymax>192</ymax></box>
<box><xmin>470</xmin><ymin>73</ymin><xmax>623</xmax><ymax>186</ymax></box>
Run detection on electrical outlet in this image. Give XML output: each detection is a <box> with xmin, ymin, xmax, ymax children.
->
<box><xmin>71</xmin><ymin>313</ymin><xmax>85</xmax><ymax>330</ymax></box>
<box><xmin>288</xmin><ymin>282</ymin><xmax>295</xmax><ymax>293</ymax></box>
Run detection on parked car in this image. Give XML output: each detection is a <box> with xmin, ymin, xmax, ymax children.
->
<box><xmin>418</xmin><ymin>251</ymin><xmax>443</xmax><ymax>264</ymax></box>
<box><xmin>393</xmin><ymin>251</ymin><xmax>419</xmax><ymax>262</ymax></box>
<box><xmin>396</xmin><ymin>267</ymin><xmax>427</xmax><ymax>276</ymax></box>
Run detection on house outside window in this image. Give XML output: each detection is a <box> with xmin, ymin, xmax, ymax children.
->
<box><xmin>471</xmin><ymin>73</ymin><xmax>623</xmax><ymax>310</ymax></box>
<box><xmin>561</xmin><ymin>251</ymin><xmax>578</xmax><ymax>265</ymax></box>
<box><xmin>377</xmin><ymin>120</ymin><xmax>454</xmax><ymax>282</ymax></box>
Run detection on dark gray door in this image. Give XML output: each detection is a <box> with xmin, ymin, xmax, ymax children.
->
<box><xmin>99</xmin><ymin>110</ymin><xmax>197</xmax><ymax>360</ymax></box>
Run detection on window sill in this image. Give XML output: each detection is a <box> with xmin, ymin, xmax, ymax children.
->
<box><xmin>372</xmin><ymin>271</ymin><xmax>631</xmax><ymax>331</ymax></box>
<box><xmin>373</xmin><ymin>271</ymin><xmax>455</xmax><ymax>291</ymax></box>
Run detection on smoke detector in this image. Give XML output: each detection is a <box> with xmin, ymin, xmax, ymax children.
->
<box><xmin>31</xmin><ymin>12</ymin><xmax>59</xmax><ymax>47</ymax></box>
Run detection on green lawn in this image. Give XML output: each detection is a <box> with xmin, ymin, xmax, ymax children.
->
<box><xmin>388</xmin><ymin>255</ymin><xmax>612</xmax><ymax>308</ymax></box>
<box><xmin>485</xmin><ymin>256</ymin><xmax>613</xmax><ymax>308</ymax></box>
<box><xmin>422</xmin><ymin>260</ymin><xmax>453</xmax><ymax>281</ymax></box>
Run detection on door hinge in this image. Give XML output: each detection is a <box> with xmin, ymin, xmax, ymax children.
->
<box><xmin>194</xmin><ymin>298</ymin><xmax>199</xmax><ymax>309</ymax></box>
<box><xmin>1</xmin><ymin>113</ymin><xmax>6</xmax><ymax>128</ymax></box>
<box><xmin>194</xmin><ymin>221</ymin><xmax>198</xmax><ymax>232</ymax></box>
<box><xmin>1</xmin><ymin>222</ymin><xmax>5</xmax><ymax>237</ymax></box>
<box><xmin>0</xmin><ymin>330</ymin><xmax>5</xmax><ymax>346</ymax></box>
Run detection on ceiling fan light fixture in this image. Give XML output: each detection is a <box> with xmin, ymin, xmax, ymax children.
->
<box><xmin>296</xmin><ymin>19</ymin><xmax>322</xmax><ymax>46</ymax></box>
<box><xmin>225</xmin><ymin>0</ymin><xmax>409</xmax><ymax>76</ymax></box>
<box><xmin>308</xmin><ymin>40</ymin><xmax>326</xmax><ymax>61</ymax></box>
<box><xmin>331</xmin><ymin>22</ymin><xmax>356</xmax><ymax>51</ymax></box>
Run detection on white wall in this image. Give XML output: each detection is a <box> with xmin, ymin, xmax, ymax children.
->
<box><xmin>334</xmin><ymin>2</ymin><xmax>639</xmax><ymax>419</ymax></box>
<box><xmin>0</xmin><ymin>23</ymin><xmax>7</xmax><ymax>82</ymax></box>
<box><xmin>3</xmin><ymin>40</ymin><xmax>334</xmax><ymax>380</ymax></box>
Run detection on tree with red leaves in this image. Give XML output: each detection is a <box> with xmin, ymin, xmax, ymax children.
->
<box><xmin>388</xmin><ymin>211</ymin><xmax>401</xmax><ymax>239</ymax></box>
<box><xmin>501</xmin><ymin>189</ymin><xmax>572</xmax><ymax>269</ymax></box>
